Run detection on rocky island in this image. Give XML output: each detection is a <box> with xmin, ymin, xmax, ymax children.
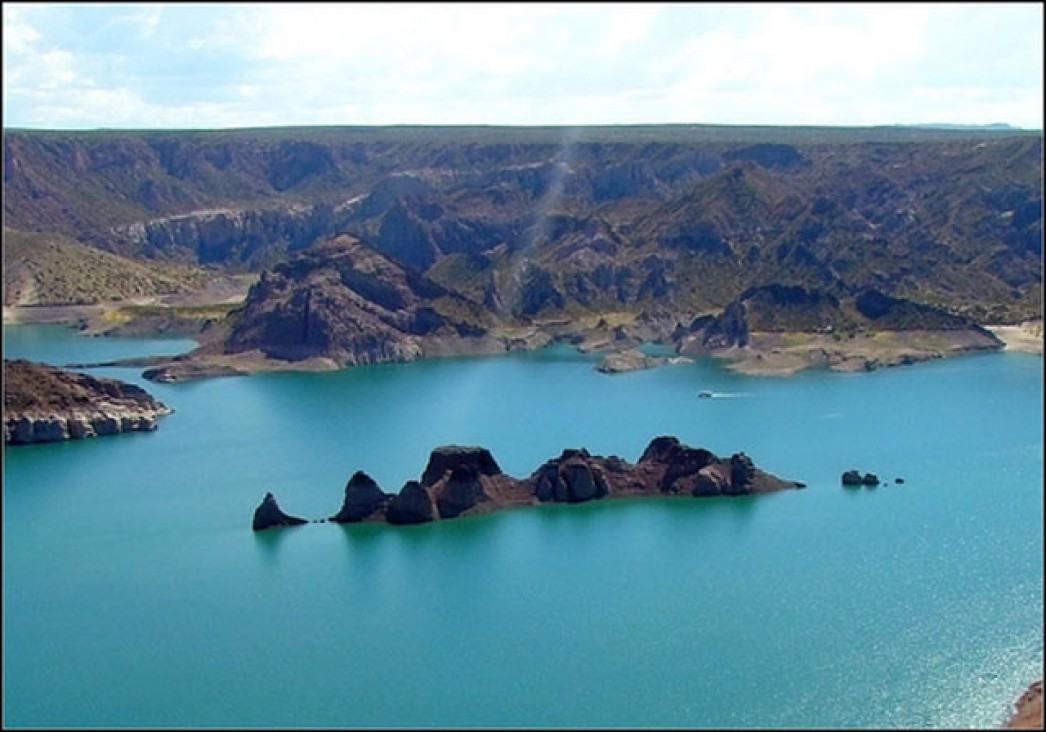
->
<box><xmin>252</xmin><ymin>435</ymin><xmax>806</xmax><ymax>530</ymax></box>
<box><xmin>3</xmin><ymin>358</ymin><xmax>173</xmax><ymax>445</ymax></box>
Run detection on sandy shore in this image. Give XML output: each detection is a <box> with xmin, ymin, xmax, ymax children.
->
<box><xmin>3</xmin><ymin>303</ymin><xmax>105</xmax><ymax>326</ymax></box>
<box><xmin>985</xmin><ymin>321</ymin><xmax>1043</xmax><ymax>355</ymax></box>
<box><xmin>3</xmin><ymin>275</ymin><xmax>254</xmax><ymax>329</ymax></box>
<box><xmin>5</xmin><ymin>297</ymin><xmax>1032</xmax><ymax>384</ymax></box>
<box><xmin>709</xmin><ymin>328</ymin><xmax>1006</xmax><ymax>377</ymax></box>
<box><xmin>1005</xmin><ymin>679</ymin><xmax>1043</xmax><ymax>728</ymax></box>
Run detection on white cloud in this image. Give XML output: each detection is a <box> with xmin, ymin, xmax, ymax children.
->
<box><xmin>2</xmin><ymin>5</ymin><xmax>40</xmax><ymax>56</ymax></box>
<box><xmin>1</xmin><ymin>2</ymin><xmax>1041</xmax><ymax>129</ymax></box>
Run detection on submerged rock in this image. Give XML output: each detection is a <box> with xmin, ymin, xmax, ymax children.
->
<box><xmin>252</xmin><ymin>492</ymin><xmax>308</xmax><ymax>531</ymax></box>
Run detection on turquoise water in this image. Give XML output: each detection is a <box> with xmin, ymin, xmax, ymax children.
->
<box><xmin>3</xmin><ymin>324</ymin><xmax>1042</xmax><ymax>728</ymax></box>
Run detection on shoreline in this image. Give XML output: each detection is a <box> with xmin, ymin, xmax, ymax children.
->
<box><xmin>985</xmin><ymin>321</ymin><xmax>1043</xmax><ymax>355</ymax></box>
<box><xmin>694</xmin><ymin>327</ymin><xmax>1014</xmax><ymax>377</ymax></box>
<box><xmin>5</xmin><ymin>302</ymin><xmax>1038</xmax><ymax>383</ymax></box>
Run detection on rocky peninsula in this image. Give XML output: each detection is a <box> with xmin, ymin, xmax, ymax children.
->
<box><xmin>252</xmin><ymin>435</ymin><xmax>806</xmax><ymax>530</ymax></box>
<box><xmin>3</xmin><ymin>358</ymin><xmax>172</xmax><ymax>445</ymax></box>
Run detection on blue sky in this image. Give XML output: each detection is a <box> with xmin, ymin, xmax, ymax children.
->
<box><xmin>3</xmin><ymin>2</ymin><xmax>1043</xmax><ymax>130</ymax></box>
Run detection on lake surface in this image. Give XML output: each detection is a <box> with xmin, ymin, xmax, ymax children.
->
<box><xmin>3</xmin><ymin>323</ymin><xmax>1042</xmax><ymax>728</ymax></box>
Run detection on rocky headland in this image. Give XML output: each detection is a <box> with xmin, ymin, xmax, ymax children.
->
<box><xmin>251</xmin><ymin>435</ymin><xmax>806</xmax><ymax>531</ymax></box>
<box><xmin>3</xmin><ymin>358</ymin><xmax>173</xmax><ymax>445</ymax></box>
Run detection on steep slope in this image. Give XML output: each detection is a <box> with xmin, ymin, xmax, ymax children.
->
<box><xmin>216</xmin><ymin>233</ymin><xmax>500</xmax><ymax>365</ymax></box>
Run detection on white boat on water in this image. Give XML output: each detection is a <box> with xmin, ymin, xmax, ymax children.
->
<box><xmin>697</xmin><ymin>390</ymin><xmax>714</xmax><ymax>398</ymax></box>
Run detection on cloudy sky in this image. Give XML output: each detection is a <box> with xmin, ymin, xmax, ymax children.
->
<box><xmin>3</xmin><ymin>2</ymin><xmax>1043</xmax><ymax>130</ymax></box>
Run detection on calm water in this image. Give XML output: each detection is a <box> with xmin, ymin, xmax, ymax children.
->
<box><xmin>3</xmin><ymin>324</ymin><xmax>1042</xmax><ymax>728</ymax></box>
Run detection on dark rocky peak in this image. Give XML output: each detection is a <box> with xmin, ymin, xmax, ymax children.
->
<box><xmin>638</xmin><ymin>437</ymin><xmax>718</xmax><ymax>494</ymax></box>
<box><xmin>700</xmin><ymin>300</ymin><xmax>749</xmax><ymax>349</ymax></box>
<box><xmin>729</xmin><ymin>452</ymin><xmax>756</xmax><ymax>488</ymax></box>
<box><xmin>638</xmin><ymin>436</ymin><xmax>715</xmax><ymax>469</ymax></box>
<box><xmin>252</xmin><ymin>492</ymin><xmax>308</xmax><ymax>531</ymax></box>
<box><xmin>430</xmin><ymin>465</ymin><xmax>494</xmax><ymax>519</ymax></box>
<box><xmin>637</xmin><ymin>436</ymin><xmax>685</xmax><ymax>464</ymax></box>
<box><xmin>421</xmin><ymin>445</ymin><xmax>503</xmax><ymax>487</ymax></box>
<box><xmin>221</xmin><ymin>232</ymin><xmax>495</xmax><ymax>366</ymax></box>
<box><xmin>385</xmin><ymin>481</ymin><xmax>437</xmax><ymax>525</ymax></box>
<box><xmin>330</xmin><ymin>471</ymin><xmax>391</xmax><ymax>523</ymax></box>
<box><xmin>637</xmin><ymin>436</ymin><xmax>801</xmax><ymax>497</ymax></box>
<box><xmin>529</xmin><ymin>449</ymin><xmax>612</xmax><ymax>503</ymax></box>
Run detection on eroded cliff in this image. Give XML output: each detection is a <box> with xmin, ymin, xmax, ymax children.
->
<box><xmin>3</xmin><ymin>358</ymin><xmax>173</xmax><ymax>444</ymax></box>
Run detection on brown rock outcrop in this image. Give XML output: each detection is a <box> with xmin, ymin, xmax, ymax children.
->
<box><xmin>385</xmin><ymin>481</ymin><xmax>438</xmax><ymax>525</ymax></box>
<box><xmin>3</xmin><ymin>358</ymin><xmax>173</xmax><ymax>445</ymax></box>
<box><xmin>325</xmin><ymin>436</ymin><xmax>802</xmax><ymax>527</ymax></box>
<box><xmin>329</xmin><ymin>471</ymin><xmax>391</xmax><ymax>523</ymax></box>
<box><xmin>252</xmin><ymin>492</ymin><xmax>308</xmax><ymax>531</ymax></box>
<box><xmin>255</xmin><ymin>436</ymin><xmax>804</xmax><ymax>530</ymax></box>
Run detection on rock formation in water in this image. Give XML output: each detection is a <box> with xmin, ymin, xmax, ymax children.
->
<box><xmin>329</xmin><ymin>471</ymin><xmax>392</xmax><ymax>522</ymax></box>
<box><xmin>254</xmin><ymin>436</ymin><xmax>805</xmax><ymax>530</ymax></box>
<box><xmin>841</xmin><ymin>470</ymin><xmax>882</xmax><ymax>487</ymax></box>
<box><xmin>252</xmin><ymin>492</ymin><xmax>309</xmax><ymax>531</ymax></box>
<box><xmin>384</xmin><ymin>480</ymin><xmax>438</xmax><ymax>525</ymax></box>
<box><xmin>595</xmin><ymin>348</ymin><xmax>668</xmax><ymax>374</ymax></box>
<box><xmin>3</xmin><ymin>358</ymin><xmax>173</xmax><ymax>445</ymax></box>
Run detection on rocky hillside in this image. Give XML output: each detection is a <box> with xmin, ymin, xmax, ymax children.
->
<box><xmin>3</xmin><ymin>359</ymin><xmax>173</xmax><ymax>444</ymax></box>
<box><xmin>214</xmin><ymin>233</ymin><xmax>500</xmax><ymax>364</ymax></box>
<box><xmin>4</xmin><ymin>125</ymin><xmax>1041</xmax><ymax>325</ymax></box>
<box><xmin>3</xmin><ymin>227</ymin><xmax>217</xmax><ymax>307</ymax></box>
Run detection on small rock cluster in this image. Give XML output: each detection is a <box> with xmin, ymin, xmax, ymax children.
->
<box><xmin>841</xmin><ymin>470</ymin><xmax>905</xmax><ymax>487</ymax></box>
